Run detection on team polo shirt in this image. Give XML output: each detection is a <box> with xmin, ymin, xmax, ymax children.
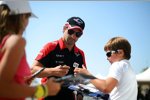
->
<box><xmin>36</xmin><ymin>38</ymin><xmax>86</xmax><ymax>74</ymax></box>
<box><xmin>35</xmin><ymin>38</ymin><xmax>86</xmax><ymax>100</ymax></box>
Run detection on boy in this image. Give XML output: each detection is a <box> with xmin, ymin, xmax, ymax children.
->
<box><xmin>74</xmin><ymin>37</ymin><xmax>137</xmax><ymax>100</ymax></box>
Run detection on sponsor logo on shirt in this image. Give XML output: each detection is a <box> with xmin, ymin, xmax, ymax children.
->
<box><xmin>55</xmin><ymin>54</ymin><xmax>65</xmax><ymax>64</ymax></box>
<box><xmin>55</xmin><ymin>61</ymin><xmax>64</xmax><ymax>64</ymax></box>
<box><xmin>75</xmin><ymin>53</ymin><xmax>80</xmax><ymax>57</ymax></box>
<box><xmin>73</xmin><ymin>62</ymin><xmax>79</xmax><ymax>68</ymax></box>
<box><xmin>56</xmin><ymin>54</ymin><xmax>64</xmax><ymax>57</ymax></box>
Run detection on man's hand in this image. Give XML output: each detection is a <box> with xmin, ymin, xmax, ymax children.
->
<box><xmin>52</xmin><ymin>65</ymin><xmax>70</xmax><ymax>77</ymax></box>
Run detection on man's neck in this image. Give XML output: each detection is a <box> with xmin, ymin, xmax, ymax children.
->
<box><xmin>65</xmin><ymin>43</ymin><xmax>74</xmax><ymax>51</ymax></box>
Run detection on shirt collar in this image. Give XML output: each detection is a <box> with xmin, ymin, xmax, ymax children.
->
<box><xmin>58</xmin><ymin>38</ymin><xmax>79</xmax><ymax>53</ymax></box>
<box><xmin>58</xmin><ymin>38</ymin><xmax>66</xmax><ymax>50</ymax></box>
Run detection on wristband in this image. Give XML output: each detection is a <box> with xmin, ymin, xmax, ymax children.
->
<box><xmin>34</xmin><ymin>85</ymin><xmax>48</xmax><ymax>98</ymax></box>
<box><xmin>43</xmin><ymin>84</ymin><xmax>48</xmax><ymax>97</ymax></box>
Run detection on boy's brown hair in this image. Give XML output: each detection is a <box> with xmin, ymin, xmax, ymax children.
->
<box><xmin>104</xmin><ymin>37</ymin><xmax>131</xmax><ymax>60</ymax></box>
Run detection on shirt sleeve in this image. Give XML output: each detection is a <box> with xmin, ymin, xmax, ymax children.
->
<box><xmin>35</xmin><ymin>42</ymin><xmax>57</xmax><ymax>61</ymax></box>
<box><xmin>107</xmin><ymin>61</ymin><xmax>127</xmax><ymax>82</ymax></box>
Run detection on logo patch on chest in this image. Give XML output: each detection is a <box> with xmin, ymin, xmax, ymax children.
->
<box><xmin>73</xmin><ymin>62</ymin><xmax>79</xmax><ymax>68</ymax></box>
<box><xmin>75</xmin><ymin>53</ymin><xmax>80</xmax><ymax>57</ymax></box>
<box><xmin>55</xmin><ymin>54</ymin><xmax>65</xmax><ymax>64</ymax></box>
<box><xmin>56</xmin><ymin>54</ymin><xmax>64</xmax><ymax>57</ymax></box>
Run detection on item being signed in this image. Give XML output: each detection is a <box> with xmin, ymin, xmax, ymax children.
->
<box><xmin>55</xmin><ymin>74</ymin><xmax>97</xmax><ymax>85</ymax></box>
<box><xmin>54</xmin><ymin>74</ymin><xmax>109</xmax><ymax>99</ymax></box>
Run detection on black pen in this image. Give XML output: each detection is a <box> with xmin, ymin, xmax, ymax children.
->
<box><xmin>31</xmin><ymin>67</ymin><xmax>45</xmax><ymax>78</ymax></box>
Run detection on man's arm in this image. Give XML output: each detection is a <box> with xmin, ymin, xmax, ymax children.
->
<box><xmin>31</xmin><ymin>60</ymin><xmax>70</xmax><ymax>78</ymax></box>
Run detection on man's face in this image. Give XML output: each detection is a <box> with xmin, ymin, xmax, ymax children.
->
<box><xmin>64</xmin><ymin>28</ymin><xmax>82</xmax><ymax>46</ymax></box>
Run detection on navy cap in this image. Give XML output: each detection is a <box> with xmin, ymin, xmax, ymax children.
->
<box><xmin>66</xmin><ymin>16</ymin><xmax>85</xmax><ymax>31</ymax></box>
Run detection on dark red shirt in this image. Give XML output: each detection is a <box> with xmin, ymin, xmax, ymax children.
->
<box><xmin>35</xmin><ymin>38</ymin><xmax>86</xmax><ymax>100</ymax></box>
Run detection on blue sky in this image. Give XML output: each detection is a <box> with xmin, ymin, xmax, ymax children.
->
<box><xmin>25</xmin><ymin>1</ymin><xmax>150</xmax><ymax>77</ymax></box>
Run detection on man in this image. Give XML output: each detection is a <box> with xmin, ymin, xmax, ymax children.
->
<box><xmin>31</xmin><ymin>16</ymin><xmax>86</xmax><ymax>100</ymax></box>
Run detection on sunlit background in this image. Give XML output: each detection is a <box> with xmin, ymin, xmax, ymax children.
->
<box><xmin>25</xmin><ymin>1</ymin><xmax>150</xmax><ymax>78</ymax></box>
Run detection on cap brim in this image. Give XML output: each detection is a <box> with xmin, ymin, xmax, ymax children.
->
<box><xmin>68</xmin><ymin>26</ymin><xmax>83</xmax><ymax>32</ymax></box>
<box><xmin>0</xmin><ymin>1</ymin><xmax>38</xmax><ymax>18</ymax></box>
<box><xmin>31</xmin><ymin>13</ymin><xmax>38</xmax><ymax>18</ymax></box>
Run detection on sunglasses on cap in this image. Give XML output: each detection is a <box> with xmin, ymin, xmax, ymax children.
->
<box><xmin>106</xmin><ymin>50</ymin><xmax>118</xmax><ymax>57</ymax></box>
<box><xmin>68</xmin><ymin>29</ymin><xmax>83</xmax><ymax>38</ymax></box>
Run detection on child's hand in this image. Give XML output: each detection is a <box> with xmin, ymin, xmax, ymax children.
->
<box><xmin>74</xmin><ymin>65</ymin><xmax>91</xmax><ymax>75</ymax></box>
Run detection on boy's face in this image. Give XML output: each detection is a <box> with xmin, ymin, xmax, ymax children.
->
<box><xmin>106</xmin><ymin>49</ymin><xmax>124</xmax><ymax>64</ymax></box>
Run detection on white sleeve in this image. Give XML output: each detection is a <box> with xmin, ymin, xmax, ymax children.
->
<box><xmin>107</xmin><ymin>62</ymin><xmax>127</xmax><ymax>82</ymax></box>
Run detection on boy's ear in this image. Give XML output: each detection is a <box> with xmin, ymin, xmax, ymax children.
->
<box><xmin>118</xmin><ymin>50</ymin><xmax>121</xmax><ymax>53</ymax></box>
<box><xmin>119</xmin><ymin>50</ymin><xmax>124</xmax><ymax>56</ymax></box>
<box><xmin>117</xmin><ymin>50</ymin><xmax>122</xmax><ymax>53</ymax></box>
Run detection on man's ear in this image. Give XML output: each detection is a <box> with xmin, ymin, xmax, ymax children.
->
<box><xmin>63</xmin><ymin>25</ymin><xmax>67</xmax><ymax>33</ymax></box>
<box><xmin>63</xmin><ymin>23</ymin><xmax>70</xmax><ymax>33</ymax></box>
